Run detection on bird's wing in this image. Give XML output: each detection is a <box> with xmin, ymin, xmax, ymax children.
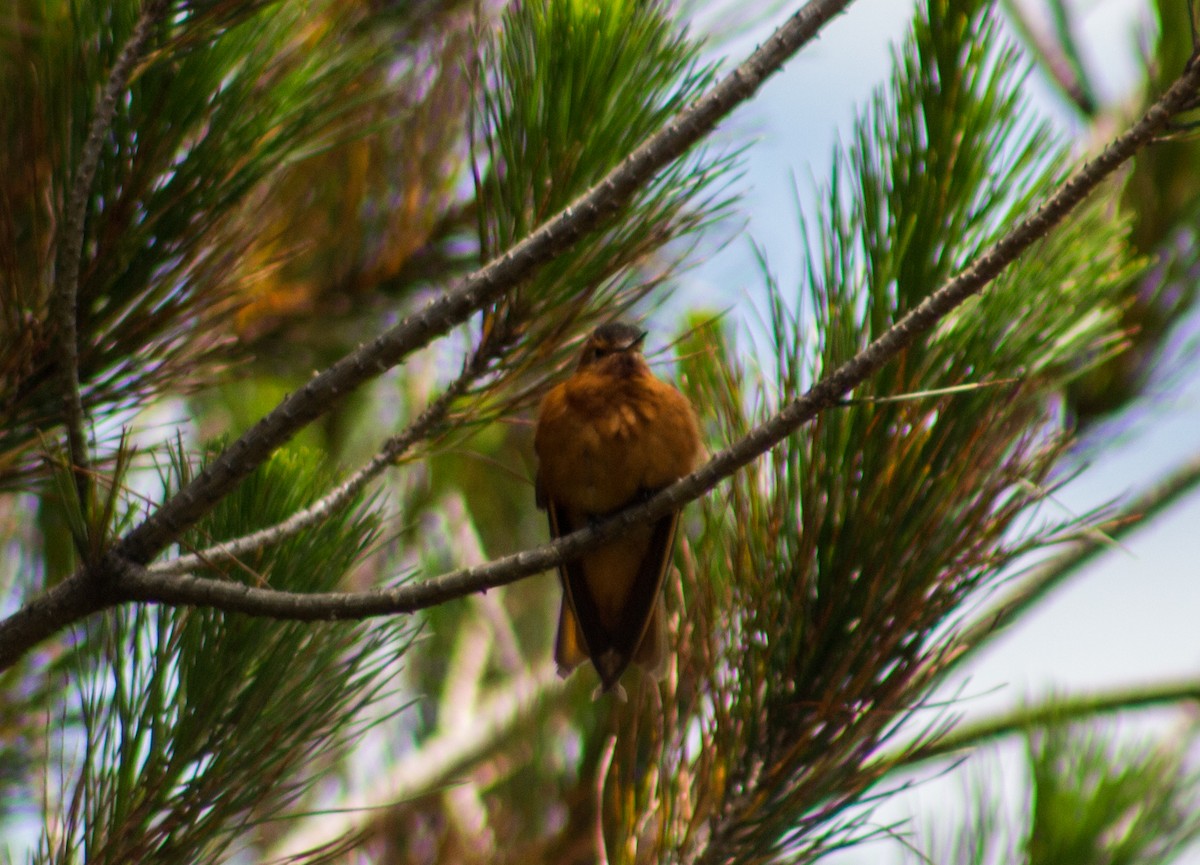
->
<box><xmin>549</xmin><ymin>500</ymin><xmax>595</xmax><ymax>676</ymax></box>
<box><xmin>607</xmin><ymin>509</ymin><xmax>678</xmax><ymax>683</ymax></box>
<box><xmin>550</xmin><ymin>495</ymin><xmax>679</xmax><ymax>692</ymax></box>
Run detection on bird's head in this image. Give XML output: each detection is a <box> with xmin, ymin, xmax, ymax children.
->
<box><xmin>576</xmin><ymin>322</ymin><xmax>649</xmax><ymax>375</ymax></box>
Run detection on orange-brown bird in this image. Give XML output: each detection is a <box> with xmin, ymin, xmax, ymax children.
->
<box><xmin>534</xmin><ymin>322</ymin><xmax>701</xmax><ymax>694</ymax></box>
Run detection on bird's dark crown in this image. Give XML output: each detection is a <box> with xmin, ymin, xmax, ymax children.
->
<box><xmin>576</xmin><ymin>322</ymin><xmax>648</xmax><ymax>371</ymax></box>
<box><xmin>592</xmin><ymin>322</ymin><xmax>647</xmax><ymax>347</ymax></box>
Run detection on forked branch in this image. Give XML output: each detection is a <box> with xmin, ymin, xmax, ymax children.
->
<box><xmin>107</xmin><ymin>48</ymin><xmax>1200</xmax><ymax>622</ymax></box>
<box><xmin>0</xmin><ymin>0</ymin><xmax>858</xmax><ymax>671</ymax></box>
<box><xmin>113</xmin><ymin>0</ymin><xmax>858</xmax><ymax>567</ymax></box>
<box><xmin>3</xmin><ymin>10</ymin><xmax>1199</xmax><ymax>674</ymax></box>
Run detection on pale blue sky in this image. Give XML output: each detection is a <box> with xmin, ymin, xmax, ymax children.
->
<box><xmin>684</xmin><ymin>0</ymin><xmax>1200</xmax><ymax>860</ymax></box>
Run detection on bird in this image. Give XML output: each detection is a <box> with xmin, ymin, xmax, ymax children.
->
<box><xmin>534</xmin><ymin>322</ymin><xmax>701</xmax><ymax>694</ymax></box>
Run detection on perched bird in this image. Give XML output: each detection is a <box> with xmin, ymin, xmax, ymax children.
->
<box><xmin>534</xmin><ymin>322</ymin><xmax>701</xmax><ymax>694</ymax></box>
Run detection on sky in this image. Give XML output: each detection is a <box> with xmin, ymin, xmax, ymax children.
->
<box><xmin>683</xmin><ymin>0</ymin><xmax>1200</xmax><ymax>860</ymax></box>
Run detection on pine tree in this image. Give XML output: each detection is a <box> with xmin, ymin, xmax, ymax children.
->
<box><xmin>3</xmin><ymin>0</ymin><xmax>1200</xmax><ymax>862</ymax></box>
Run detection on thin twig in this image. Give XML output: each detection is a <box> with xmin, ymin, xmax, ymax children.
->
<box><xmin>894</xmin><ymin>677</ymin><xmax>1200</xmax><ymax>770</ymax></box>
<box><xmin>51</xmin><ymin>0</ymin><xmax>170</xmax><ymax>506</ymax></box>
<box><xmin>106</xmin><ymin>56</ymin><xmax>1200</xmax><ymax>623</ymax></box>
<box><xmin>3</xmin><ymin>7</ymin><xmax>1199</xmax><ymax>672</ymax></box>
<box><xmin>0</xmin><ymin>0</ymin><xmax>856</xmax><ymax>670</ymax></box>
<box><xmin>946</xmin><ymin>449</ymin><xmax>1200</xmax><ymax>669</ymax></box>
<box><xmin>110</xmin><ymin>0</ymin><xmax>856</xmax><ymax>567</ymax></box>
<box><xmin>149</xmin><ymin>361</ymin><xmax>480</xmax><ymax>577</ymax></box>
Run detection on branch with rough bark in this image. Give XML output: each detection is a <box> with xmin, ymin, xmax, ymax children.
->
<box><xmin>117</xmin><ymin>55</ymin><xmax>1200</xmax><ymax>623</ymax></box>
<box><xmin>2</xmin><ymin>7</ymin><xmax>1199</xmax><ymax>676</ymax></box>
<box><xmin>150</xmin><ymin>355</ymin><xmax>481</xmax><ymax>577</ymax></box>
<box><xmin>0</xmin><ymin>0</ymin><xmax>855</xmax><ymax>669</ymax></box>
<box><xmin>126</xmin><ymin>440</ymin><xmax>1200</xmax><ymax>626</ymax></box>
<box><xmin>111</xmin><ymin>0</ymin><xmax>858</xmax><ymax>569</ymax></box>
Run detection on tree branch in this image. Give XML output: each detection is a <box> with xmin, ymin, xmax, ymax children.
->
<box><xmin>946</xmin><ymin>448</ymin><xmax>1200</xmax><ymax>669</ymax></box>
<box><xmin>112</xmin><ymin>0</ymin><xmax>857</xmax><ymax>568</ymax></box>
<box><xmin>51</xmin><ymin>0</ymin><xmax>170</xmax><ymax>506</ymax></box>
<box><xmin>4</xmin><ymin>9</ymin><xmax>1199</xmax><ymax>673</ymax></box>
<box><xmin>894</xmin><ymin>677</ymin><xmax>1200</xmax><ymax>770</ymax></box>
<box><xmin>0</xmin><ymin>575</ymin><xmax>112</xmax><ymax>671</ymax></box>
<box><xmin>149</xmin><ymin>359</ymin><xmax>480</xmax><ymax>577</ymax></box>
<box><xmin>106</xmin><ymin>54</ymin><xmax>1200</xmax><ymax>622</ymax></box>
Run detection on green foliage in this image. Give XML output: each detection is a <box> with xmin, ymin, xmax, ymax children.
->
<box><xmin>43</xmin><ymin>429</ymin><xmax>138</xmax><ymax>572</ymax></box>
<box><xmin>1027</xmin><ymin>723</ymin><xmax>1200</xmax><ymax>865</ymax></box>
<box><xmin>479</xmin><ymin>0</ymin><xmax>717</xmax><ymax>252</ymax></box>
<box><xmin>468</xmin><ymin>0</ymin><xmax>736</xmax><ymax>408</ymax></box>
<box><xmin>0</xmin><ymin>0</ymin><xmax>391</xmax><ymax>488</ymax></box>
<box><xmin>915</xmin><ymin>721</ymin><xmax>1200</xmax><ymax>865</ymax></box>
<box><xmin>582</xmin><ymin>1</ymin><xmax>1144</xmax><ymax>862</ymax></box>
<box><xmin>34</xmin><ymin>443</ymin><xmax>408</xmax><ymax>864</ymax></box>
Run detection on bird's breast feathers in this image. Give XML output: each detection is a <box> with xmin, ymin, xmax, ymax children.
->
<box><xmin>535</xmin><ymin>370</ymin><xmax>699</xmax><ymax>513</ymax></box>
